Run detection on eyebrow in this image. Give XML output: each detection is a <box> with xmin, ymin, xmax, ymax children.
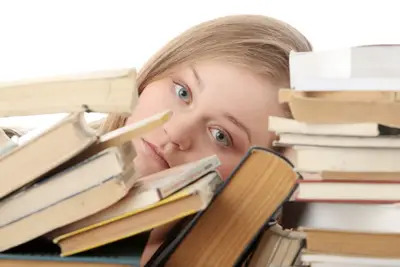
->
<box><xmin>190</xmin><ymin>66</ymin><xmax>203</xmax><ymax>91</ymax></box>
<box><xmin>223</xmin><ymin>113</ymin><xmax>252</xmax><ymax>143</ymax></box>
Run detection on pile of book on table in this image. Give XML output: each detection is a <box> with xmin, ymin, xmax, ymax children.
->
<box><xmin>267</xmin><ymin>45</ymin><xmax>400</xmax><ymax>267</ymax></box>
<box><xmin>0</xmin><ymin>68</ymin><xmax>302</xmax><ymax>267</ymax></box>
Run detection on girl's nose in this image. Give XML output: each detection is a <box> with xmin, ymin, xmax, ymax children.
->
<box><xmin>162</xmin><ymin>112</ymin><xmax>199</xmax><ymax>151</ymax></box>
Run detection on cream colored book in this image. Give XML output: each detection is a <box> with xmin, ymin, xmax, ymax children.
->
<box><xmin>268</xmin><ymin>116</ymin><xmax>400</xmax><ymax>137</ymax></box>
<box><xmin>0</xmin><ymin>142</ymin><xmax>136</xmax><ymax>228</ymax></box>
<box><xmin>0</xmin><ymin>68</ymin><xmax>138</xmax><ymax>116</ymax></box>
<box><xmin>0</xmin><ymin>161</ymin><xmax>137</xmax><ymax>252</ymax></box>
<box><xmin>0</xmin><ymin>113</ymin><xmax>97</xmax><ymax>198</ymax></box>
<box><xmin>279</xmin><ymin>89</ymin><xmax>400</xmax><ymax>128</ymax></box>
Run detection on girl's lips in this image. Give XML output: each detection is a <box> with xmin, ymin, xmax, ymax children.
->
<box><xmin>141</xmin><ymin>138</ymin><xmax>170</xmax><ymax>169</ymax></box>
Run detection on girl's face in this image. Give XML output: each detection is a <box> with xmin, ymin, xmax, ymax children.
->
<box><xmin>126</xmin><ymin>60</ymin><xmax>284</xmax><ymax>179</ymax></box>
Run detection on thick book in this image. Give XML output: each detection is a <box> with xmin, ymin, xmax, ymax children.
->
<box><xmin>248</xmin><ymin>223</ymin><xmax>305</xmax><ymax>267</ymax></box>
<box><xmin>296</xmin><ymin>180</ymin><xmax>400</xmax><ymax>202</ymax></box>
<box><xmin>0</xmin><ymin>142</ymin><xmax>136</xmax><ymax>228</ymax></box>
<box><xmin>147</xmin><ymin>147</ymin><xmax>298</xmax><ymax>267</ymax></box>
<box><xmin>0</xmin><ymin>150</ymin><xmax>137</xmax><ymax>251</ymax></box>
<box><xmin>282</xmin><ymin>201</ymin><xmax>400</xmax><ymax>233</ymax></box>
<box><xmin>302</xmin><ymin>228</ymin><xmax>400</xmax><ymax>258</ymax></box>
<box><xmin>293</xmin><ymin>145</ymin><xmax>400</xmax><ymax>173</ymax></box>
<box><xmin>279</xmin><ymin>89</ymin><xmax>400</xmax><ymax>127</ymax></box>
<box><xmin>0</xmin><ymin>68</ymin><xmax>138</xmax><ymax>116</ymax></box>
<box><xmin>0</xmin><ymin>113</ymin><xmax>97</xmax><ymax>198</ymax></box>
<box><xmin>290</xmin><ymin>45</ymin><xmax>400</xmax><ymax>90</ymax></box>
<box><xmin>48</xmin><ymin>155</ymin><xmax>220</xmax><ymax>238</ymax></box>
<box><xmin>302</xmin><ymin>252</ymin><xmax>400</xmax><ymax>267</ymax></box>
<box><xmin>268</xmin><ymin>116</ymin><xmax>400</xmax><ymax>137</ymax></box>
<box><xmin>274</xmin><ymin>133</ymin><xmax>400</xmax><ymax>148</ymax></box>
<box><xmin>53</xmin><ymin>172</ymin><xmax>222</xmax><ymax>256</ymax></box>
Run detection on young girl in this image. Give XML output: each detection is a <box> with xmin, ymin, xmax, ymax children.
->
<box><xmin>101</xmin><ymin>14</ymin><xmax>312</xmax><ymax>265</ymax></box>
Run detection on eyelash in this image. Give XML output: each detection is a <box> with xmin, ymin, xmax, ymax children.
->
<box><xmin>173</xmin><ymin>82</ymin><xmax>192</xmax><ymax>104</ymax></box>
<box><xmin>209</xmin><ymin>126</ymin><xmax>233</xmax><ymax>148</ymax></box>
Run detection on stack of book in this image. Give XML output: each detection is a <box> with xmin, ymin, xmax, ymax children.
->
<box><xmin>270</xmin><ymin>45</ymin><xmax>400</xmax><ymax>267</ymax></box>
<box><xmin>0</xmin><ymin>69</ymin><xmax>225</xmax><ymax>266</ymax></box>
<box><xmin>0</xmin><ymin>69</ymin><xmax>301</xmax><ymax>266</ymax></box>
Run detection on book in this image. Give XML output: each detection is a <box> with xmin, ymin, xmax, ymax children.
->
<box><xmin>302</xmin><ymin>228</ymin><xmax>400</xmax><ymax>258</ymax></box>
<box><xmin>147</xmin><ymin>147</ymin><xmax>298</xmax><ymax>267</ymax></box>
<box><xmin>53</xmin><ymin>171</ymin><xmax>222</xmax><ymax>256</ymax></box>
<box><xmin>282</xmin><ymin>201</ymin><xmax>400</xmax><ymax>233</ymax></box>
<box><xmin>289</xmin><ymin>45</ymin><xmax>400</xmax><ymax>90</ymax></box>
<box><xmin>298</xmin><ymin>170</ymin><xmax>400</xmax><ymax>181</ymax></box>
<box><xmin>279</xmin><ymin>89</ymin><xmax>400</xmax><ymax>127</ymax></box>
<box><xmin>293</xmin><ymin>146</ymin><xmax>400</xmax><ymax>172</ymax></box>
<box><xmin>248</xmin><ymin>223</ymin><xmax>305</xmax><ymax>267</ymax></box>
<box><xmin>296</xmin><ymin>180</ymin><xmax>400</xmax><ymax>202</ymax></box>
<box><xmin>302</xmin><ymin>252</ymin><xmax>400</xmax><ymax>267</ymax></box>
<box><xmin>0</xmin><ymin>159</ymin><xmax>137</xmax><ymax>251</ymax></box>
<box><xmin>0</xmin><ymin>68</ymin><xmax>138</xmax><ymax>116</ymax></box>
<box><xmin>134</xmin><ymin>154</ymin><xmax>220</xmax><ymax>198</ymax></box>
<box><xmin>268</xmin><ymin>116</ymin><xmax>400</xmax><ymax>137</ymax></box>
<box><xmin>0</xmin><ymin>234</ymin><xmax>147</xmax><ymax>267</ymax></box>
<box><xmin>0</xmin><ymin>142</ymin><xmax>136</xmax><ymax>228</ymax></box>
<box><xmin>0</xmin><ymin>113</ymin><xmax>97</xmax><ymax>198</ymax></box>
<box><xmin>274</xmin><ymin>133</ymin><xmax>400</xmax><ymax>148</ymax></box>
<box><xmin>48</xmin><ymin>155</ymin><xmax>220</xmax><ymax>239</ymax></box>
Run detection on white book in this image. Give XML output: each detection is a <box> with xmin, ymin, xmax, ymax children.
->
<box><xmin>302</xmin><ymin>253</ymin><xmax>400</xmax><ymax>267</ymax></box>
<box><xmin>290</xmin><ymin>45</ymin><xmax>400</xmax><ymax>90</ymax></box>
<box><xmin>294</xmin><ymin>146</ymin><xmax>400</xmax><ymax>172</ymax></box>
<box><xmin>268</xmin><ymin>116</ymin><xmax>398</xmax><ymax>137</ymax></box>
<box><xmin>275</xmin><ymin>133</ymin><xmax>400</xmax><ymax>148</ymax></box>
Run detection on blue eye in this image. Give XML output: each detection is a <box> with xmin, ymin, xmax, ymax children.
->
<box><xmin>210</xmin><ymin>128</ymin><xmax>232</xmax><ymax>147</ymax></box>
<box><xmin>174</xmin><ymin>83</ymin><xmax>192</xmax><ymax>103</ymax></box>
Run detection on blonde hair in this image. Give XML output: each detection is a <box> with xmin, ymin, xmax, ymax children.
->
<box><xmin>101</xmin><ymin>14</ymin><xmax>312</xmax><ymax>133</ymax></box>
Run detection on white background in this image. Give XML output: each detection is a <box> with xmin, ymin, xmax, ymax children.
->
<box><xmin>1</xmin><ymin>0</ymin><xmax>400</xmax><ymax>129</ymax></box>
